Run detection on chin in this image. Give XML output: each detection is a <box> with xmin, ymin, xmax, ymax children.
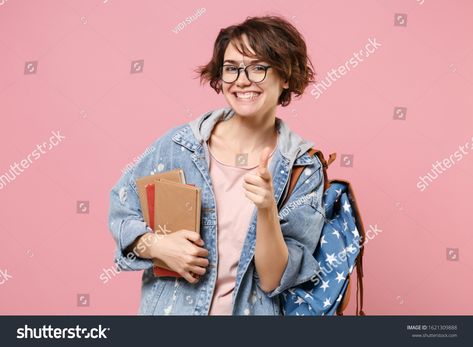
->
<box><xmin>231</xmin><ymin>106</ymin><xmax>260</xmax><ymax>117</ymax></box>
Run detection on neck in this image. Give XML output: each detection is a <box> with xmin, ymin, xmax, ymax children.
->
<box><xmin>220</xmin><ymin>109</ymin><xmax>278</xmax><ymax>153</ymax></box>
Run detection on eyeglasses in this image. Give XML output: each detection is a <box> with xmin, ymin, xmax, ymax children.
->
<box><xmin>221</xmin><ymin>63</ymin><xmax>272</xmax><ymax>83</ymax></box>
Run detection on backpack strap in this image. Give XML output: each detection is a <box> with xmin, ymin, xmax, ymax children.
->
<box><xmin>281</xmin><ymin>148</ymin><xmax>335</xmax><ymax>207</ymax></box>
<box><xmin>346</xmin><ymin>182</ymin><xmax>366</xmax><ymax>316</ymax></box>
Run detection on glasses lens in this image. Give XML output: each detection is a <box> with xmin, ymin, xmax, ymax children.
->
<box><xmin>247</xmin><ymin>65</ymin><xmax>267</xmax><ymax>83</ymax></box>
<box><xmin>222</xmin><ymin>65</ymin><xmax>238</xmax><ymax>83</ymax></box>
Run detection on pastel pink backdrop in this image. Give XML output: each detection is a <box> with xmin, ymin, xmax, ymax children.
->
<box><xmin>0</xmin><ymin>0</ymin><xmax>472</xmax><ymax>315</ymax></box>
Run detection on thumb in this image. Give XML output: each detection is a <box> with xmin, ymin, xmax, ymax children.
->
<box><xmin>182</xmin><ymin>230</ymin><xmax>202</xmax><ymax>244</ymax></box>
<box><xmin>258</xmin><ymin>147</ymin><xmax>272</xmax><ymax>177</ymax></box>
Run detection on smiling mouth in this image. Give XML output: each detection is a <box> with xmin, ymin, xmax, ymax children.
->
<box><xmin>233</xmin><ymin>91</ymin><xmax>262</xmax><ymax>102</ymax></box>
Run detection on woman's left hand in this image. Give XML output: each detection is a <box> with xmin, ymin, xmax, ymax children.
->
<box><xmin>243</xmin><ymin>147</ymin><xmax>276</xmax><ymax>210</ymax></box>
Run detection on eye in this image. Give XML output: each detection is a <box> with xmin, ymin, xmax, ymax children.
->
<box><xmin>249</xmin><ymin>64</ymin><xmax>268</xmax><ymax>73</ymax></box>
<box><xmin>223</xmin><ymin>65</ymin><xmax>238</xmax><ymax>72</ymax></box>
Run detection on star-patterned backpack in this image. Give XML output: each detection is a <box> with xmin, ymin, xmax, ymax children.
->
<box><xmin>280</xmin><ymin>149</ymin><xmax>366</xmax><ymax>316</ymax></box>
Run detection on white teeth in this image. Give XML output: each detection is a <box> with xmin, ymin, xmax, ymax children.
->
<box><xmin>235</xmin><ymin>92</ymin><xmax>260</xmax><ymax>100</ymax></box>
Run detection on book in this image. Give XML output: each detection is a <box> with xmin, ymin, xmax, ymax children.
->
<box><xmin>136</xmin><ymin>170</ymin><xmax>201</xmax><ymax>278</ymax></box>
<box><xmin>136</xmin><ymin>169</ymin><xmax>185</xmax><ymax>224</ymax></box>
<box><xmin>153</xmin><ymin>179</ymin><xmax>201</xmax><ymax>239</ymax></box>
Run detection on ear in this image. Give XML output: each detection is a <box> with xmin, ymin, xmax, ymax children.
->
<box><xmin>282</xmin><ymin>80</ymin><xmax>289</xmax><ymax>89</ymax></box>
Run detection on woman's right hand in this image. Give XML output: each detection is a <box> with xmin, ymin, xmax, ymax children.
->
<box><xmin>152</xmin><ymin>229</ymin><xmax>209</xmax><ymax>284</ymax></box>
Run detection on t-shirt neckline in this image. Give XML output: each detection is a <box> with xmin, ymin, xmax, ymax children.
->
<box><xmin>208</xmin><ymin>135</ymin><xmax>278</xmax><ymax>170</ymax></box>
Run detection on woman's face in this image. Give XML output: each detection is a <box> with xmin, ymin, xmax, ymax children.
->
<box><xmin>221</xmin><ymin>35</ymin><xmax>288</xmax><ymax>119</ymax></box>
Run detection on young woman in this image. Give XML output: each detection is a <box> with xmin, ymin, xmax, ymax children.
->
<box><xmin>109</xmin><ymin>15</ymin><xmax>325</xmax><ymax>315</ymax></box>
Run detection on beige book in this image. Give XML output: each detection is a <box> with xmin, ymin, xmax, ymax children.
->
<box><xmin>152</xmin><ymin>178</ymin><xmax>201</xmax><ymax>274</ymax></box>
<box><xmin>135</xmin><ymin>169</ymin><xmax>185</xmax><ymax>225</ymax></box>
<box><xmin>135</xmin><ymin>170</ymin><xmax>201</xmax><ymax>275</ymax></box>
<box><xmin>153</xmin><ymin>179</ymin><xmax>201</xmax><ymax>236</ymax></box>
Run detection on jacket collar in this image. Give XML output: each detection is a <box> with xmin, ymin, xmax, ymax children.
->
<box><xmin>173</xmin><ymin>106</ymin><xmax>315</xmax><ymax>165</ymax></box>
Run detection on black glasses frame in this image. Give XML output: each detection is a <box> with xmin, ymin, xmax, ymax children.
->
<box><xmin>220</xmin><ymin>64</ymin><xmax>272</xmax><ymax>84</ymax></box>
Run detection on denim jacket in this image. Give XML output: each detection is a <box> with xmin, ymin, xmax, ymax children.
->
<box><xmin>108</xmin><ymin>106</ymin><xmax>325</xmax><ymax>315</ymax></box>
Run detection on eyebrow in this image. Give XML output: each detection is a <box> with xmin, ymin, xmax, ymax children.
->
<box><xmin>223</xmin><ymin>59</ymin><xmax>265</xmax><ymax>64</ymax></box>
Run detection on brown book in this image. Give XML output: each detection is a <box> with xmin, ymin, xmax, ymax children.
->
<box><xmin>136</xmin><ymin>169</ymin><xmax>185</xmax><ymax>224</ymax></box>
<box><xmin>152</xmin><ymin>179</ymin><xmax>201</xmax><ymax>277</ymax></box>
<box><xmin>153</xmin><ymin>179</ymin><xmax>201</xmax><ymax>237</ymax></box>
<box><xmin>135</xmin><ymin>170</ymin><xmax>201</xmax><ymax>277</ymax></box>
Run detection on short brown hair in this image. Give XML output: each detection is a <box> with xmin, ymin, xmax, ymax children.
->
<box><xmin>196</xmin><ymin>15</ymin><xmax>316</xmax><ymax>107</ymax></box>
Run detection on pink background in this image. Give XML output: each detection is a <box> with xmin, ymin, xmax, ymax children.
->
<box><xmin>0</xmin><ymin>0</ymin><xmax>472</xmax><ymax>315</ymax></box>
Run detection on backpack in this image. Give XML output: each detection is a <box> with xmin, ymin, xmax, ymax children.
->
<box><xmin>280</xmin><ymin>148</ymin><xmax>366</xmax><ymax>316</ymax></box>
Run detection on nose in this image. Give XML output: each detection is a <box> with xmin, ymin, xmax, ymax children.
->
<box><xmin>235</xmin><ymin>68</ymin><xmax>252</xmax><ymax>87</ymax></box>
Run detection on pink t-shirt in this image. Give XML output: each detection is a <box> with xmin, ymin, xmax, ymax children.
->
<box><xmin>207</xmin><ymin>142</ymin><xmax>276</xmax><ymax>315</ymax></box>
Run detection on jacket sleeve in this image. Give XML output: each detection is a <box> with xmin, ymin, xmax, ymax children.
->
<box><xmin>108</xmin><ymin>156</ymin><xmax>155</xmax><ymax>272</ymax></box>
<box><xmin>259</xmin><ymin>160</ymin><xmax>325</xmax><ymax>298</ymax></box>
